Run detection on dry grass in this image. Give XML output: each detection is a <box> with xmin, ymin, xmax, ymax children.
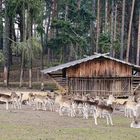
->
<box><xmin>0</xmin><ymin>104</ymin><xmax>140</xmax><ymax>140</ymax></box>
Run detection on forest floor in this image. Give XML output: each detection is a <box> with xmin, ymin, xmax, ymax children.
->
<box><xmin>0</xmin><ymin>95</ymin><xmax>140</xmax><ymax>140</ymax></box>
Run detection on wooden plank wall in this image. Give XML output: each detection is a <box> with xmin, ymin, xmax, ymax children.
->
<box><xmin>67</xmin><ymin>58</ymin><xmax>132</xmax><ymax>77</ymax></box>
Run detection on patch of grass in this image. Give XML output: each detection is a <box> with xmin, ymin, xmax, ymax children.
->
<box><xmin>0</xmin><ymin>110</ymin><xmax>139</xmax><ymax>140</ymax></box>
<box><xmin>46</xmin><ymin>126</ymin><xmax>140</xmax><ymax>140</ymax></box>
<box><xmin>0</xmin><ymin>121</ymin><xmax>139</xmax><ymax>140</ymax></box>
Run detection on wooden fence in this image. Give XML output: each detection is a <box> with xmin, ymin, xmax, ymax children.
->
<box><xmin>68</xmin><ymin>77</ymin><xmax>132</xmax><ymax>97</ymax></box>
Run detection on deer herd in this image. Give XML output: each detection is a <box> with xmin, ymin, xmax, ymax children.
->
<box><xmin>0</xmin><ymin>90</ymin><xmax>140</xmax><ymax>128</ymax></box>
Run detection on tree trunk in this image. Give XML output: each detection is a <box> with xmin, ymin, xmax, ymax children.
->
<box><xmin>113</xmin><ymin>4</ymin><xmax>117</xmax><ymax>57</ymax></box>
<box><xmin>20</xmin><ymin>69</ymin><xmax>23</xmax><ymax>87</ymax></box>
<box><xmin>47</xmin><ymin>0</ymin><xmax>58</xmax><ymax>63</ymax></box>
<box><xmin>120</xmin><ymin>0</ymin><xmax>125</xmax><ymax>60</ymax></box>
<box><xmin>110</xmin><ymin>0</ymin><xmax>114</xmax><ymax>56</ymax></box>
<box><xmin>45</xmin><ymin>0</ymin><xmax>52</xmax><ymax>64</ymax></box>
<box><xmin>41</xmin><ymin>25</ymin><xmax>44</xmax><ymax>90</ymax></box>
<box><xmin>29</xmin><ymin>68</ymin><xmax>32</xmax><ymax>88</ymax></box>
<box><xmin>126</xmin><ymin>0</ymin><xmax>135</xmax><ymax>62</ymax></box>
<box><xmin>19</xmin><ymin>51</ymin><xmax>24</xmax><ymax>87</ymax></box>
<box><xmin>3</xmin><ymin>65</ymin><xmax>9</xmax><ymax>86</ymax></box>
<box><xmin>65</xmin><ymin>4</ymin><xmax>68</xmax><ymax>21</ymax></box>
<box><xmin>3</xmin><ymin>0</ymin><xmax>10</xmax><ymax>86</ymax></box>
<box><xmin>9</xmin><ymin>16</ymin><xmax>13</xmax><ymax>65</ymax></box>
<box><xmin>96</xmin><ymin>0</ymin><xmax>100</xmax><ymax>53</ymax></box>
<box><xmin>27</xmin><ymin>5</ymin><xmax>32</xmax><ymax>88</ymax></box>
<box><xmin>105</xmin><ymin>0</ymin><xmax>108</xmax><ymax>32</ymax></box>
<box><xmin>0</xmin><ymin>0</ymin><xmax>3</xmax><ymax>49</ymax></box>
<box><xmin>19</xmin><ymin>2</ymin><xmax>26</xmax><ymax>87</ymax></box>
<box><xmin>77</xmin><ymin>0</ymin><xmax>81</xmax><ymax>10</ymax></box>
<box><xmin>90</xmin><ymin>0</ymin><xmax>96</xmax><ymax>54</ymax></box>
<box><xmin>136</xmin><ymin>10</ymin><xmax>140</xmax><ymax>66</ymax></box>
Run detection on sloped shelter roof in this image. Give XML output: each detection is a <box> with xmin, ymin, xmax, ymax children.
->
<box><xmin>41</xmin><ymin>54</ymin><xmax>140</xmax><ymax>74</ymax></box>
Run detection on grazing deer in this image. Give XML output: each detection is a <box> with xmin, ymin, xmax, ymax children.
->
<box><xmin>130</xmin><ymin>118</ymin><xmax>140</xmax><ymax>128</ymax></box>
<box><xmin>107</xmin><ymin>94</ymin><xmax>136</xmax><ymax>114</ymax></box>
<box><xmin>82</xmin><ymin>100</ymin><xmax>98</xmax><ymax>119</ymax></box>
<box><xmin>11</xmin><ymin>92</ymin><xmax>23</xmax><ymax>109</ymax></box>
<box><xmin>106</xmin><ymin>95</ymin><xmax>116</xmax><ymax>105</ymax></box>
<box><xmin>55</xmin><ymin>94</ymin><xmax>74</xmax><ymax>116</ymax></box>
<box><xmin>0</xmin><ymin>92</ymin><xmax>23</xmax><ymax>110</ymax></box>
<box><xmin>27</xmin><ymin>93</ymin><xmax>49</xmax><ymax>110</ymax></box>
<box><xmin>123</xmin><ymin>101</ymin><xmax>137</xmax><ymax>118</ymax></box>
<box><xmin>71</xmin><ymin>98</ymin><xmax>99</xmax><ymax>119</ymax></box>
<box><xmin>130</xmin><ymin>104</ymin><xmax>140</xmax><ymax>128</ymax></box>
<box><xmin>45</xmin><ymin>94</ymin><xmax>55</xmax><ymax>111</ymax></box>
<box><xmin>93</xmin><ymin>104</ymin><xmax>113</xmax><ymax>125</ymax></box>
<box><xmin>71</xmin><ymin>99</ymin><xmax>84</xmax><ymax>117</ymax></box>
<box><xmin>106</xmin><ymin>95</ymin><xmax>135</xmax><ymax>106</ymax></box>
<box><xmin>82</xmin><ymin>103</ymin><xmax>90</xmax><ymax>119</ymax></box>
<box><xmin>0</xmin><ymin>93</ymin><xmax>12</xmax><ymax>110</ymax></box>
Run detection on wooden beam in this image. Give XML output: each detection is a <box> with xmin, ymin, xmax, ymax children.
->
<box><xmin>133</xmin><ymin>83</ymin><xmax>140</xmax><ymax>92</ymax></box>
<box><xmin>47</xmin><ymin>74</ymin><xmax>67</xmax><ymax>93</ymax></box>
<box><xmin>94</xmin><ymin>52</ymin><xmax>110</xmax><ymax>56</ymax></box>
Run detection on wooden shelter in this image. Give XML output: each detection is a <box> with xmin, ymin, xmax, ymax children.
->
<box><xmin>42</xmin><ymin>54</ymin><xmax>140</xmax><ymax>97</ymax></box>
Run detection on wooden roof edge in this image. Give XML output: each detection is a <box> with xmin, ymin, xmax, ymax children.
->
<box><xmin>41</xmin><ymin>54</ymin><xmax>140</xmax><ymax>74</ymax></box>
